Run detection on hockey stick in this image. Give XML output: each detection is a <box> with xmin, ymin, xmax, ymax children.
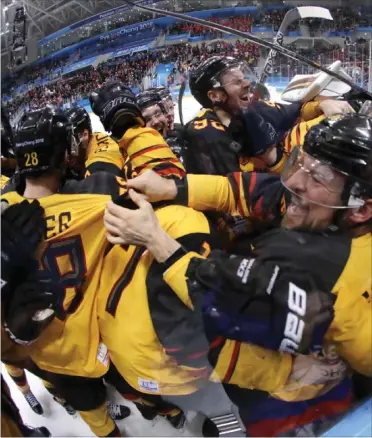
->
<box><xmin>259</xmin><ymin>6</ymin><xmax>333</xmax><ymax>84</ymax></box>
<box><xmin>123</xmin><ymin>0</ymin><xmax>372</xmax><ymax>100</ymax></box>
<box><xmin>178</xmin><ymin>77</ymin><xmax>186</xmax><ymax>126</ymax></box>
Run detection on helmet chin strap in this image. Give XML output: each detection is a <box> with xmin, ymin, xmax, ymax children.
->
<box><xmin>212</xmin><ymin>90</ymin><xmax>240</xmax><ymax>120</ymax></box>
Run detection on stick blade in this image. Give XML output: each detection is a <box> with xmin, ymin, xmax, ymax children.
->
<box><xmin>297</xmin><ymin>6</ymin><xmax>333</xmax><ymax>21</ymax></box>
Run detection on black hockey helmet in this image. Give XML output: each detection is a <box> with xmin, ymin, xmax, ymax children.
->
<box><xmin>1</xmin><ymin>107</ymin><xmax>15</xmax><ymax>158</ymax></box>
<box><xmin>189</xmin><ymin>56</ymin><xmax>256</xmax><ymax>109</ymax></box>
<box><xmin>282</xmin><ymin>114</ymin><xmax>372</xmax><ymax>208</ymax></box>
<box><xmin>14</xmin><ymin>107</ymin><xmax>72</xmax><ymax>177</ymax></box>
<box><xmin>65</xmin><ymin>106</ymin><xmax>92</xmax><ymax>135</ymax></box>
<box><xmin>137</xmin><ymin>91</ymin><xmax>166</xmax><ymax>113</ymax></box>
<box><xmin>148</xmin><ymin>86</ymin><xmax>172</xmax><ymax>101</ymax></box>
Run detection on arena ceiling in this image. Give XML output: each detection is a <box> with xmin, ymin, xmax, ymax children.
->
<box><xmin>1</xmin><ymin>0</ymin><xmax>369</xmax><ymax>53</ymax></box>
<box><xmin>0</xmin><ymin>0</ymin><xmax>219</xmax><ymax>53</ymax></box>
<box><xmin>2</xmin><ymin>0</ymin><xmax>138</xmax><ymax>40</ymax></box>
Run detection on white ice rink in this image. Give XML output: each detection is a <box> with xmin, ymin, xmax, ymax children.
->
<box><xmin>2</xmin><ymin>366</ymin><xmax>206</xmax><ymax>437</ymax></box>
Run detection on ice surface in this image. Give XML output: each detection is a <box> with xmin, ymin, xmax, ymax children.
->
<box><xmin>2</xmin><ymin>366</ymin><xmax>205</xmax><ymax>436</ymax></box>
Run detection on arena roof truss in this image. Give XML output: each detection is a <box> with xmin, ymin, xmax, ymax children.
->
<box><xmin>3</xmin><ymin>0</ymin><xmax>134</xmax><ymax>41</ymax></box>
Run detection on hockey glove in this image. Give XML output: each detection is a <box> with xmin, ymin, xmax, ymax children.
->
<box><xmin>89</xmin><ymin>82</ymin><xmax>145</xmax><ymax>140</ymax></box>
<box><xmin>1</xmin><ymin>200</ymin><xmax>45</xmax><ymax>287</ymax></box>
<box><xmin>3</xmin><ymin>270</ymin><xmax>59</xmax><ymax>345</ymax></box>
<box><xmin>189</xmin><ymin>248</ymin><xmax>335</xmax><ymax>355</ymax></box>
<box><xmin>230</xmin><ymin>109</ymin><xmax>279</xmax><ymax>157</ymax></box>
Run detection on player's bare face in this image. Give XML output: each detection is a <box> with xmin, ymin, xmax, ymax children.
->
<box><xmin>221</xmin><ymin>68</ymin><xmax>252</xmax><ymax>112</ymax></box>
<box><xmin>80</xmin><ymin>129</ymin><xmax>90</xmax><ymax>149</ymax></box>
<box><xmin>281</xmin><ymin>149</ymin><xmax>345</xmax><ymax>230</ymax></box>
<box><xmin>142</xmin><ymin>104</ymin><xmax>168</xmax><ymax>136</ymax></box>
<box><xmin>165</xmin><ymin>97</ymin><xmax>175</xmax><ymax>129</ymax></box>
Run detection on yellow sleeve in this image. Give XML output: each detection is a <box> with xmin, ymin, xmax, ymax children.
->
<box><xmin>300</xmin><ymin>101</ymin><xmax>322</xmax><ymax>121</ymax></box>
<box><xmin>325</xmin><ymin>294</ymin><xmax>372</xmax><ymax>376</ymax></box>
<box><xmin>187</xmin><ymin>174</ymin><xmax>241</xmax><ymax>215</ymax></box>
<box><xmin>268</xmin><ymin>115</ymin><xmax>326</xmax><ymax>176</ymax></box>
<box><xmin>163</xmin><ymin>244</ymin><xmax>294</xmax><ymax>392</ymax></box>
<box><xmin>281</xmin><ymin>115</ymin><xmax>325</xmax><ymax>156</ymax></box>
<box><xmin>1</xmin><ymin>175</ymin><xmax>9</xmax><ymax>190</ymax></box>
<box><xmin>85</xmin><ymin>132</ymin><xmax>124</xmax><ymax>175</ymax></box>
<box><xmin>119</xmin><ymin>126</ymin><xmax>185</xmax><ymax>178</ymax></box>
<box><xmin>163</xmin><ymin>251</ymin><xmax>205</xmax><ymax>309</ymax></box>
<box><xmin>210</xmin><ymin>340</ymin><xmax>292</xmax><ymax>393</ymax></box>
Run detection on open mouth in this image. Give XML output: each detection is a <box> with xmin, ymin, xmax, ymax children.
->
<box><xmin>239</xmin><ymin>94</ymin><xmax>250</xmax><ymax>103</ymax></box>
<box><xmin>287</xmin><ymin>195</ymin><xmax>309</xmax><ymax>217</ymax></box>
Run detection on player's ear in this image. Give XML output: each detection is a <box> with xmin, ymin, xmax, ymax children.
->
<box><xmin>207</xmin><ymin>89</ymin><xmax>225</xmax><ymax>105</ymax></box>
<box><xmin>348</xmin><ymin>199</ymin><xmax>372</xmax><ymax>224</ymax></box>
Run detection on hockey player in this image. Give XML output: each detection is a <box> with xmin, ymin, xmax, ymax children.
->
<box><xmin>147</xmin><ymin>86</ymin><xmax>176</xmax><ymax>130</ymax></box>
<box><xmin>65</xmin><ymin>106</ymin><xmax>125</xmax><ymax>178</ymax></box>
<box><xmin>1</xmin><ymin>196</ymin><xmax>54</xmax><ymax>437</ymax></box>
<box><xmin>2</xmin><ymin>89</ymin><xmax>236</xmax><ymax>435</ymax></box>
<box><xmin>136</xmin><ymin>91</ymin><xmax>169</xmax><ymax>135</ymax></box>
<box><xmin>90</xmin><ymin>82</ymin><xmax>248</xmax><ymax>434</ymax></box>
<box><xmin>1</xmin><ymin>106</ymin><xmax>132</xmax><ymax>437</ymax></box>
<box><xmin>186</xmin><ymin>56</ymin><xmax>355</xmax><ymax>175</ymax></box>
<box><xmin>89</xmin><ymin>85</ymin><xmax>186</xmax><ymax>181</ymax></box>
<box><xmin>122</xmin><ymin>113</ymin><xmax>372</xmax><ymax>435</ymax></box>
<box><xmin>137</xmin><ymin>90</ymin><xmax>187</xmax><ymax>165</ymax></box>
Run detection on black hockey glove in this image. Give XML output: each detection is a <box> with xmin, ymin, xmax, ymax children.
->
<box><xmin>3</xmin><ymin>269</ymin><xmax>60</xmax><ymax>345</ymax></box>
<box><xmin>230</xmin><ymin>109</ymin><xmax>279</xmax><ymax>156</ymax></box>
<box><xmin>1</xmin><ymin>200</ymin><xmax>45</xmax><ymax>287</ymax></box>
<box><xmin>188</xmin><ymin>248</ymin><xmax>336</xmax><ymax>355</ymax></box>
<box><xmin>89</xmin><ymin>82</ymin><xmax>145</xmax><ymax>140</ymax></box>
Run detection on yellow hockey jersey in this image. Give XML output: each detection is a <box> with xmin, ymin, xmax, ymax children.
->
<box><xmin>97</xmin><ymin>204</ymin><xmax>214</xmax><ymax>396</ymax></box>
<box><xmin>121</xmin><ymin>126</ymin><xmax>185</xmax><ymax>180</ymax></box>
<box><xmin>177</xmin><ymin>172</ymin><xmax>372</xmax><ymax>377</ymax></box>
<box><xmin>85</xmin><ymin>132</ymin><xmax>125</xmax><ymax>177</ymax></box>
<box><xmin>1</xmin><ymin>173</ymin><xmax>126</xmax><ymax>378</ymax></box>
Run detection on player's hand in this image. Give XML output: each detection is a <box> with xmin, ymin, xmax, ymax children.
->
<box><xmin>89</xmin><ymin>82</ymin><xmax>145</xmax><ymax>140</ymax></box>
<box><xmin>1</xmin><ymin>199</ymin><xmax>45</xmax><ymax>286</ymax></box>
<box><xmin>126</xmin><ymin>170</ymin><xmax>177</xmax><ymax>202</ymax></box>
<box><xmin>230</xmin><ymin>110</ymin><xmax>279</xmax><ymax>157</ymax></box>
<box><xmin>289</xmin><ymin>354</ymin><xmax>347</xmax><ymax>386</ymax></box>
<box><xmin>104</xmin><ymin>189</ymin><xmax>161</xmax><ymax>246</ymax></box>
<box><xmin>318</xmin><ymin>99</ymin><xmax>355</xmax><ymax>117</ymax></box>
<box><xmin>3</xmin><ymin>270</ymin><xmax>58</xmax><ymax>345</ymax></box>
<box><xmin>272</xmin><ymin>354</ymin><xmax>348</xmax><ymax>401</ymax></box>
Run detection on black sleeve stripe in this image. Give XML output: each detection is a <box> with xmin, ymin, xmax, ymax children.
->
<box><xmin>86</xmin><ymin>162</ymin><xmax>124</xmax><ymax>178</ymax></box>
<box><xmin>227</xmin><ymin>173</ymin><xmax>241</xmax><ymax>204</ymax></box>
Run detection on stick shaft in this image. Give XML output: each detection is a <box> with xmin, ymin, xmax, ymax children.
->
<box><xmin>124</xmin><ymin>0</ymin><xmax>372</xmax><ymax>100</ymax></box>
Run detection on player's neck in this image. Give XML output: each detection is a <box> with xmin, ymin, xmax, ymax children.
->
<box><xmin>23</xmin><ymin>174</ymin><xmax>61</xmax><ymax>198</ymax></box>
<box><xmin>215</xmin><ymin>108</ymin><xmax>231</xmax><ymax>127</ymax></box>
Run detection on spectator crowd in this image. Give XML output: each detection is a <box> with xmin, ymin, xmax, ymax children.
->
<box><xmin>2</xmin><ymin>4</ymin><xmax>372</xmax><ymax>117</ymax></box>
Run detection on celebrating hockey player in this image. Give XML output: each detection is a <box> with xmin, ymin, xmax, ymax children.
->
<box><xmin>115</xmin><ymin>113</ymin><xmax>372</xmax><ymax>436</ymax></box>
<box><xmin>136</xmin><ymin>91</ymin><xmax>169</xmax><ymax>135</ymax></box>
<box><xmin>65</xmin><ymin>106</ymin><xmax>125</xmax><ymax>178</ymax></box>
<box><xmin>186</xmin><ymin>56</ymin><xmax>355</xmax><ymax>175</ymax></box>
